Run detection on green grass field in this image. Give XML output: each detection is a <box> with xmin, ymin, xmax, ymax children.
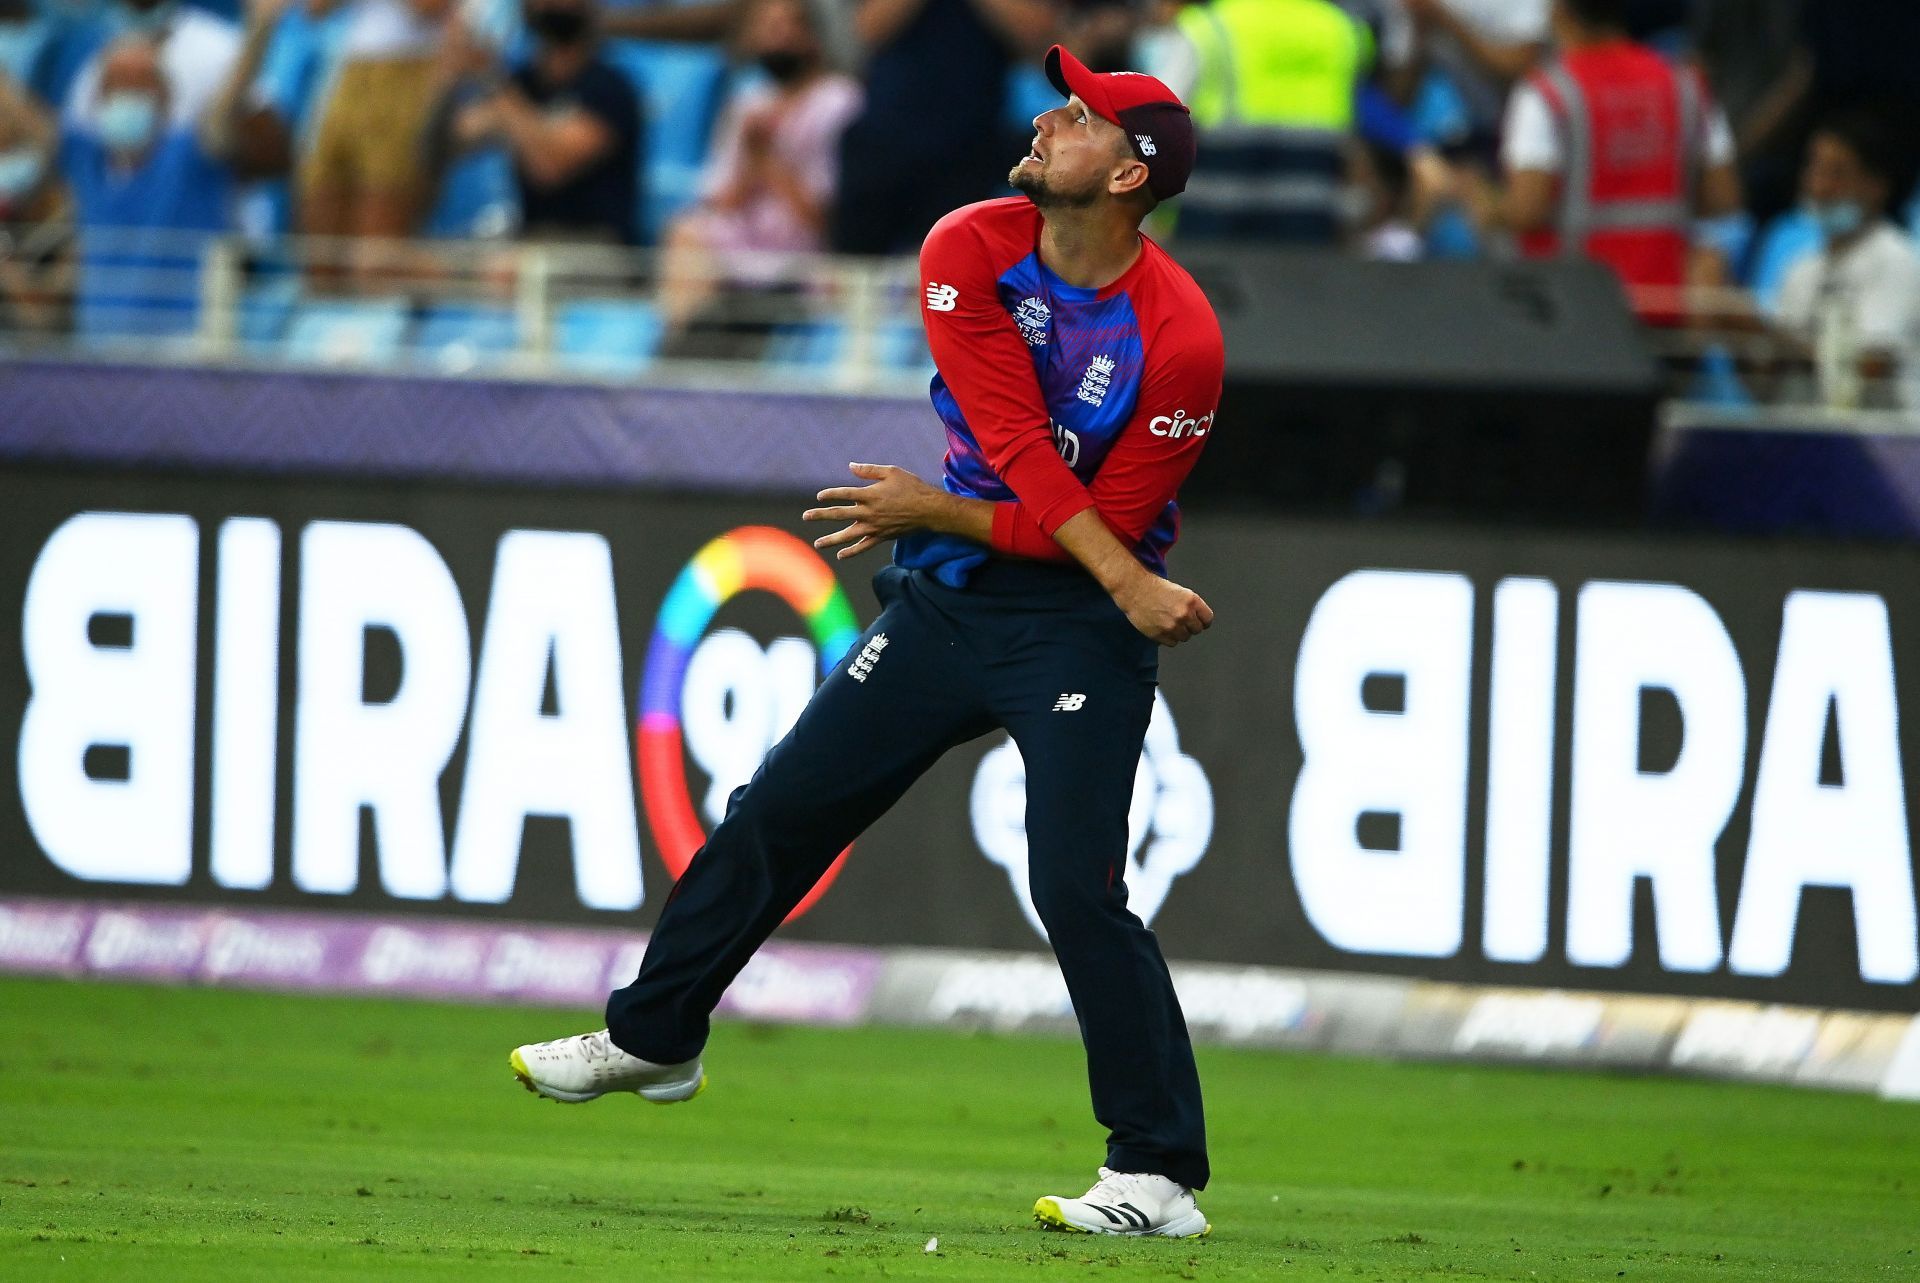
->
<box><xmin>2</xmin><ymin>977</ymin><xmax>1916</xmax><ymax>1282</ymax></box>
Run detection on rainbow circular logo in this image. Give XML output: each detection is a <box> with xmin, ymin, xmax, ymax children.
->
<box><xmin>637</xmin><ymin>526</ymin><xmax>863</xmax><ymax>920</ymax></box>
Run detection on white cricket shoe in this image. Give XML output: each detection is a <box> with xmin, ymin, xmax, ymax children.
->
<box><xmin>508</xmin><ymin>1029</ymin><xmax>705</xmax><ymax>1104</ymax></box>
<box><xmin>1033</xmin><ymin>1167</ymin><xmax>1210</xmax><ymax>1237</ymax></box>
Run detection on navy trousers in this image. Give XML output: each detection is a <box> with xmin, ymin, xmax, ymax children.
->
<box><xmin>606</xmin><ymin>560</ymin><xmax>1210</xmax><ymax>1190</ymax></box>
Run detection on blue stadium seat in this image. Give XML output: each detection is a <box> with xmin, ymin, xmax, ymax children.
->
<box><xmin>413</xmin><ymin>304</ymin><xmax>521</xmax><ymax>367</ymax></box>
<box><xmin>1694</xmin><ymin>211</ymin><xmax>1754</xmax><ymax>280</ymax></box>
<box><xmin>1423</xmin><ymin>205</ymin><xmax>1482</xmax><ymax>260</ymax></box>
<box><xmin>1745</xmin><ymin>210</ymin><xmax>1821</xmax><ymax>311</ymax></box>
<box><xmin>1688</xmin><ymin>344</ymin><xmax>1754</xmax><ymax>408</ymax></box>
<box><xmin>553</xmin><ymin>297</ymin><xmax>664</xmax><ymax>374</ymax></box>
<box><xmin>765</xmin><ymin>319</ymin><xmax>846</xmax><ymax>368</ymax></box>
<box><xmin>602</xmin><ymin>39</ymin><xmax>729</xmax><ymax>243</ymax></box>
<box><xmin>284</xmin><ymin>298</ymin><xmax>412</xmax><ymax>365</ymax></box>
<box><xmin>237</xmin><ymin>271</ymin><xmax>303</xmax><ymax>348</ymax></box>
<box><xmin>875</xmin><ymin>320</ymin><xmax>934</xmax><ymax>377</ymax></box>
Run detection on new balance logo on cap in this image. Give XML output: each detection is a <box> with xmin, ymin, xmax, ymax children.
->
<box><xmin>925</xmin><ymin>283</ymin><xmax>958</xmax><ymax>312</ymax></box>
<box><xmin>1045</xmin><ymin>43</ymin><xmax>1195</xmax><ymax>201</ymax></box>
<box><xmin>1053</xmin><ymin>693</ymin><xmax>1087</xmax><ymax>712</ymax></box>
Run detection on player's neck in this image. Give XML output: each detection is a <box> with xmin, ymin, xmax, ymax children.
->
<box><xmin>1037</xmin><ymin>209</ymin><xmax>1143</xmax><ymax>291</ymax></box>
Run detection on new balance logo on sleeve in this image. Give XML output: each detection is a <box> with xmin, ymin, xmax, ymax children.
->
<box><xmin>848</xmin><ymin>633</ymin><xmax>890</xmax><ymax>683</ymax></box>
<box><xmin>1052</xmin><ymin>693</ymin><xmax>1087</xmax><ymax>712</ymax></box>
<box><xmin>925</xmin><ymin>283</ymin><xmax>958</xmax><ymax>312</ymax></box>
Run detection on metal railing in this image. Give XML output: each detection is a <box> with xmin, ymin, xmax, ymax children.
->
<box><xmin>3</xmin><ymin>225</ymin><xmax>1914</xmax><ymax>425</ymax></box>
<box><xmin>1626</xmin><ymin>281</ymin><xmax>1918</xmax><ymax>426</ymax></box>
<box><xmin>0</xmin><ymin>225</ymin><xmax>935</xmax><ymax>395</ymax></box>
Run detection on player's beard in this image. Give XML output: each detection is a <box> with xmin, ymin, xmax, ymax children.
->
<box><xmin>1009</xmin><ymin>163</ymin><xmax>1101</xmax><ymax>209</ymax></box>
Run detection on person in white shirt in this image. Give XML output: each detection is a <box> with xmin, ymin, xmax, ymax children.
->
<box><xmin>1772</xmin><ymin>112</ymin><xmax>1920</xmax><ymax>413</ymax></box>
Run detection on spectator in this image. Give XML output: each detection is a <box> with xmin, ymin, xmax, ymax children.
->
<box><xmin>1153</xmin><ymin>0</ymin><xmax>1372</xmax><ymax>245</ymax></box>
<box><xmin>1353</xmin><ymin>141</ymin><xmax>1423</xmax><ymax>260</ymax></box>
<box><xmin>1502</xmin><ymin>0</ymin><xmax>1740</xmax><ymax>321</ymax></box>
<box><xmin>1714</xmin><ymin>0</ymin><xmax>1920</xmax><ymax>228</ymax></box>
<box><xmin>1689</xmin><ymin>0</ymin><xmax>1803</xmax><ymax>225</ymax></box>
<box><xmin>445</xmin><ymin>0</ymin><xmax>642</xmax><ymax>245</ymax></box>
<box><xmin>657</xmin><ymin>0</ymin><xmax>858</xmax><ymax>343</ymax></box>
<box><xmin>830</xmin><ymin>0</ymin><xmax>1053</xmax><ymax>255</ymax></box>
<box><xmin>1333</xmin><ymin>0</ymin><xmax>1416</xmax><ymax>102</ymax></box>
<box><xmin>1057</xmin><ymin>0</ymin><xmax>1139</xmax><ymax>73</ymax></box>
<box><xmin>298</xmin><ymin>0</ymin><xmax>454</xmax><ymax>271</ymax></box>
<box><xmin>597</xmin><ymin>0</ymin><xmax>858</xmax><ymax>72</ymax></box>
<box><xmin>54</xmin><ymin>32</ymin><xmax>277</xmax><ymax>337</ymax></box>
<box><xmin>1772</xmin><ymin>112</ymin><xmax>1920</xmax><ymax>412</ymax></box>
<box><xmin>15</xmin><ymin>0</ymin><xmax>106</xmax><ymax>112</ymax></box>
<box><xmin>1398</xmin><ymin>0</ymin><xmax>1548</xmax><ymax>156</ymax></box>
<box><xmin>0</xmin><ymin>69</ymin><xmax>72</xmax><ymax>336</ymax></box>
<box><xmin>65</xmin><ymin>0</ymin><xmax>246</xmax><ymax>130</ymax></box>
<box><xmin>0</xmin><ymin>0</ymin><xmax>57</xmax><ymax>93</ymax></box>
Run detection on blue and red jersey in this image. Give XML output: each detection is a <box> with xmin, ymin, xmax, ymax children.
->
<box><xmin>899</xmin><ymin>197</ymin><xmax>1225</xmax><ymax>586</ymax></box>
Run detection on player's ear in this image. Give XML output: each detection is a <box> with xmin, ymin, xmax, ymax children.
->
<box><xmin>1109</xmin><ymin>157</ymin><xmax>1151</xmax><ymax>199</ymax></box>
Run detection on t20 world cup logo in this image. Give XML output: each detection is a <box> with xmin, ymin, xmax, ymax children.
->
<box><xmin>637</xmin><ymin>527</ymin><xmax>861</xmax><ymax>920</ymax></box>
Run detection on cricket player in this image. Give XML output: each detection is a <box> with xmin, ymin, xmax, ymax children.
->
<box><xmin>510</xmin><ymin>45</ymin><xmax>1224</xmax><ymax>1239</ymax></box>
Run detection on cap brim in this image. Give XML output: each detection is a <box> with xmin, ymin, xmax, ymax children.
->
<box><xmin>1044</xmin><ymin>44</ymin><xmax>1115</xmax><ymax>125</ymax></box>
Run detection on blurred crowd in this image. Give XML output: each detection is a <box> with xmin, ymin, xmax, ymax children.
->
<box><xmin>0</xmin><ymin>0</ymin><xmax>1915</xmax><ymax>403</ymax></box>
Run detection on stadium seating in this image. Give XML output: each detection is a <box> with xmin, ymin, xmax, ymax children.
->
<box><xmin>602</xmin><ymin>39</ymin><xmax>731</xmax><ymax>244</ymax></box>
<box><xmin>423</xmin><ymin>149</ymin><xmax>520</xmax><ymax>241</ymax></box>
<box><xmin>1745</xmin><ymin>209</ymin><xmax>1822</xmax><ymax>311</ymax></box>
<box><xmin>412</xmin><ymin>304</ymin><xmax>522</xmax><ymax>370</ymax></box>
<box><xmin>284</xmin><ymin>297</ymin><xmax>412</xmax><ymax>365</ymax></box>
<box><xmin>765</xmin><ymin>318</ymin><xmax>846</xmax><ymax>368</ymax></box>
<box><xmin>237</xmin><ymin>271</ymin><xmax>303</xmax><ymax>350</ymax></box>
<box><xmin>552</xmin><ymin>297</ymin><xmax>665</xmax><ymax>374</ymax></box>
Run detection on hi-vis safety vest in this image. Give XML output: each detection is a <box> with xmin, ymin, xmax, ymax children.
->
<box><xmin>1174</xmin><ymin>0</ymin><xmax>1370</xmax><ymax>243</ymax></box>
<box><xmin>1518</xmin><ymin>41</ymin><xmax>1704</xmax><ymax>309</ymax></box>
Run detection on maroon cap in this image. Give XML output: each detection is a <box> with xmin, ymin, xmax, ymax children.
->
<box><xmin>1044</xmin><ymin>44</ymin><xmax>1196</xmax><ymax>201</ymax></box>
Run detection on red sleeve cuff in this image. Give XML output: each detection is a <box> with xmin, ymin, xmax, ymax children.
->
<box><xmin>989</xmin><ymin>502</ymin><xmax>1064</xmax><ymax>560</ymax></box>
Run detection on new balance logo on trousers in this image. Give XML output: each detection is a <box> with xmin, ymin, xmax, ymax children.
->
<box><xmin>1053</xmin><ymin>693</ymin><xmax>1087</xmax><ymax>712</ymax></box>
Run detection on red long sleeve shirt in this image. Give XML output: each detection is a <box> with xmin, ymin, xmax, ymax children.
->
<box><xmin>895</xmin><ymin>198</ymin><xmax>1225</xmax><ymax>585</ymax></box>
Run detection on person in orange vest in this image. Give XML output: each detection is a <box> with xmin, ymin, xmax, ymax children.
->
<box><xmin>1499</xmin><ymin>0</ymin><xmax>1740</xmax><ymax>320</ymax></box>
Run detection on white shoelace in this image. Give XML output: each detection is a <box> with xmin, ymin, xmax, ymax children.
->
<box><xmin>539</xmin><ymin>1030</ymin><xmax>619</xmax><ymax>1060</ymax></box>
<box><xmin>1085</xmin><ymin>1167</ymin><xmax>1157</xmax><ymax>1206</ymax></box>
<box><xmin>581</xmin><ymin>1030</ymin><xmax>614</xmax><ymax>1059</ymax></box>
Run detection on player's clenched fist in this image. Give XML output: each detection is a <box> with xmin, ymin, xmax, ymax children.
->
<box><xmin>1116</xmin><ymin>575</ymin><xmax>1214</xmax><ymax>647</ymax></box>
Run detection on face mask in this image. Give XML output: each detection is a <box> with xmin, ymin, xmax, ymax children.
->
<box><xmin>0</xmin><ymin>144</ymin><xmax>44</xmax><ymax>202</ymax></box>
<box><xmin>97</xmin><ymin>90</ymin><xmax>160</xmax><ymax>153</ymax></box>
<box><xmin>757</xmin><ymin>50</ymin><xmax>808</xmax><ymax>83</ymax></box>
<box><xmin>1805</xmin><ymin>198</ymin><xmax>1866</xmax><ymax>240</ymax></box>
<box><xmin>527</xmin><ymin>6</ymin><xmax>589</xmax><ymax>43</ymax></box>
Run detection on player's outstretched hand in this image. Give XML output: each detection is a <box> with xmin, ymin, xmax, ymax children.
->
<box><xmin>803</xmin><ymin>462</ymin><xmax>945</xmax><ymax>560</ymax></box>
<box><xmin>1116</xmin><ymin>574</ymin><xmax>1214</xmax><ymax>647</ymax></box>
